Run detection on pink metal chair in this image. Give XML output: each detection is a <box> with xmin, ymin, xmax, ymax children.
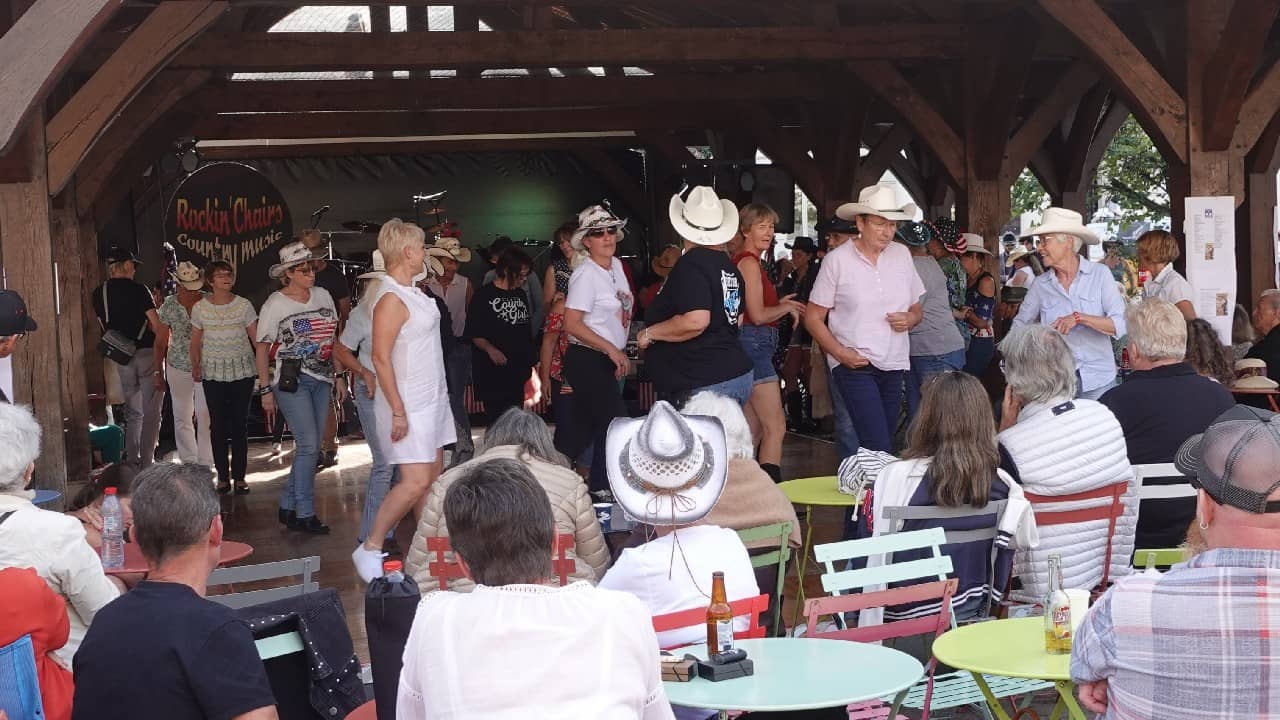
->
<box><xmin>650</xmin><ymin>593</ymin><xmax>770</xmax><ymax>652</ymax></box>
<box><xmin>426</xmin><ymin>533</ymin><xmax>578</xmax><ymax>590</ymax></box>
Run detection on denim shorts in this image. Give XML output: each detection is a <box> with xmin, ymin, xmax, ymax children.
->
<box><xmin>738</xmin><ymin>324</ymin><xmax>779</xmax><ymax>384</ymax></box>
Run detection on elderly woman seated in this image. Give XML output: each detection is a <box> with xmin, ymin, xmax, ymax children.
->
<box><xmin>405</xmin><ymin>407</ymin><xmax>609</xmax><ymax>591</ymax></box>
<box><xmin>397</xmin><ymin>458</ymin><xmax>674</xmax><ymax>719</ymax></box>
<box><xmin>599</xmin><ymin>401</ymin><xmax>760</xmax><ymax>649</ymax></box>
<box><xmin>998</xmin><ymin>324</ymin><xmax>1136</xmax><ymax>599</ymax></box>
<box><xmin>0</xmin><ymin>403</ymin><xmax>123</xmax><ymax>667</ymax></box>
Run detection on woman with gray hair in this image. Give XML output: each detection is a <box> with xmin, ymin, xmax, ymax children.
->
<box><xmin>403</xmin><ymin>407</ymin><xmax>609</xmax><ymax>592</ymax></box>
<box><xmin>997</xmin><ymin>324</ymin><xmax>1136</xmax><ymax>599</ymax></box>
<box><xmin>0</xmin><ymin>403</ymin><xmax>123</xmax><ymax>666</ymax></box>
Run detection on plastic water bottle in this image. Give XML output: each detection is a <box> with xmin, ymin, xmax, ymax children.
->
<box><xmin>383</xmin><ymin>559</ymin><xmax>404</xmax><ymax>583</ymax></box>
<box><xmin>100</xmin><ymin>487</ymin><xmax>125</xmax><ymax>570</ymax></box>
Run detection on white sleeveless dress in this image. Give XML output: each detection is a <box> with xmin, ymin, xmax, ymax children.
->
<box><xmin>372</xmin><ymin>280</ymin><xmax>457</xmax><ymax>463</ymax></box>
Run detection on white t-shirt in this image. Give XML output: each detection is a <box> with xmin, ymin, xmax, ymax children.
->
<box><xmin>565</xmin><ymin>257</ymin><xmax>634</xmax><ymax>351</ymax></box>
<box><xmin>397</xmin><ymin>582</ymin><xmax>675</xmax><ymax>720</ymax></box>
<box><xmin>598</xmin><ymin>524</ymin><xmax>760</xmax><ymax>649</ymax></box>
<box><xmin>1144</xmin><ymin>263</ymin><xmax>1194</xmax><ymax>306</ymax></box>
<box><xmin>256</xmin><ymin>287</ymin><xmax>338</xmax><ymax>383</ymax></box>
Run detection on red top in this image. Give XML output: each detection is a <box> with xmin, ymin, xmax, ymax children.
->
<box><xmin>0</xmin><ymin>567</ymin><xmax>74</xmax><ymax>720</ymax></box>
<box><xmin>733</xmin><ymin>251</ymin><xmax>780</xmax><ymax>327</ymax></box>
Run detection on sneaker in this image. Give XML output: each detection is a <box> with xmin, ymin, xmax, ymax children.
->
<box><xmin>316</xmin><ymin>450</ymin><xmax>338</xmax><ymax>469</ymax></box>
<box><xmin>352</xmin><ymin>544</ymin><xmax>387</xmax><ymax>583</ymax></box>
<box><xmin>289</xmin><ymin>515</ymin><xmax>331</xmax><ymax>535</ymax></box>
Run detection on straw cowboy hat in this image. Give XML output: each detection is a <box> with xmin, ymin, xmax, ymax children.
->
<box><xmin>430</xmin><ymin>236</ymin><xmax>472</xmax><ymax>263</ymax></box>
<box><xmin>571</xmin><ymin>204</ymin><xmax>628</xmax><ymax>251</ymax></box>
<box><xmin>836</xmin><ymin>183</ymin><xmax>919</xmax><ymax>222</ymax></box>
<box><xmin>669</xmin><ymin>186</ymin><xmax>738</xmax><ymax>247</ymax></box>
<box><xmin>1021</xmin><ymin>207</ymin><xmax>1100</xmax><ymax>246</ymax></box>
<box><xmin>961</xmin><ymin>233</ymin><xmax>991</xmax><ymax>255</ymax></box>
<box><xmin>269</xmin><ymin>241</ymin><xmax>314</xmax><ymax>278</ymax></box>
<box><xmin>606</xmin><ymin>401</ymin><xmax>728</xmax><ymax>526</ymax></box>
<box><xmin>651</xmin><ymin>245</ymin><xmax>681</xmax><ymax>278</ymax></box>
<box><xmin>172</xmin><ymin>261</ymin><xmax>205</xmax><ymax>291</ymax></box>
<box><xmin>1005</xmin><ymin>246</ymin><xmax>1032</xmax><ymax>267</ymax></box>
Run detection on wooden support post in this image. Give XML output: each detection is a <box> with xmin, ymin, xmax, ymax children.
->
<box><xmin>50</xmin><ymin>197</ymin><xmax>91</xmax><ymax>484</ymax></box>
<box><xmin>78</xmin><ymin>214</ymin><xmax>105</xmax><ymax>400</ymax></box>
<box><xmin>369</xmin><ymin>5</ymin><xmax>391</xmax><ymax>79</ymax></box>
<box><xmin>1185</xmin><ymin>0</ymin><xmax>1244</xmax><ymax>202</ymax></box>
<box><xmin>0</xmin><ymin>115</ymin><xmax>66</xmax><ymax>492</ymax></box>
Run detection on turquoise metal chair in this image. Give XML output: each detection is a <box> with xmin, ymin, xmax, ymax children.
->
<box><xmin>0</xmin><ymin>634</ymin><xmax>44</xmax><ymax>720</ymax></box>
<box><xmin>735</xmin><ymin>521</ymin><xmax>792</xmax><ymax>633</ymax></box>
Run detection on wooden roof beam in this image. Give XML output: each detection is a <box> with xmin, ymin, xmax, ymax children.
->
<box><xmin>1002</xmin><ymin>60</ymin><xmax>1096</xmax><ymax>179</ymax></box>
<box><xmin>197</xmin><ymin>135</ymin><xmax>638</xmax><ymax>161</ymax></box>
<box><xmin>169</xmin><ymin>25</ymin><xmax>968</xmax><ymax>72</ymax></box>
<box><xmin>849</xmin><ymin>60</ymin><xmax>964</xmax><ymax>186</ymax></box>
<box><xmin>854</xmin><ymin>123</ymin><xmax>911</xmax><ymax>189</ymax></box>
<box><xmin>1200</xmin><ymin>0</ymin><xmax>1278</xmax><ymax>151</ymax></box>
<box><xmin>1236</xmin><ymin>59</ymin><xmax>1280</xmax><ymax>153</ymax></box>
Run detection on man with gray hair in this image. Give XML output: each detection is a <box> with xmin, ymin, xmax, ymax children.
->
<box><xmin>1100</xmin><ymin>298</ymin><xmax>1233</xmax><ymax>548</ymax></box>
<box><xmin>1245</xmin><ymin>290</ymin><xmax>1280</xmax><ymax>387</ymax></box>
<box><xmin>1073</xmin><ymin>404</ymin><xmax>1280</xmax><ymax>717</ymax></box>
<box><xmin>72</xmin><ymin>463</ymin><xmax>277</xmax><ymax>720</ymax></box>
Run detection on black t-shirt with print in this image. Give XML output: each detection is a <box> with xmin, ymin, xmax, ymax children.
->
<box><xmin>645</xmin><ymin>246</ymin><xmax>752</xmax><ymax>396</ymax></box>
<box><xmin>466</xmin><ymin>283</ymin><xmax>535</xmax><ymax>376</ymax></box>
<box><xmin>314</xmin><ymin>263</ymin><xmax>351</xmax><ymax>303</ymax></box>
<box><xmin>92</xmin><ymin>278</ymin><xmax>157</xmax><ymax>349</ymax></box>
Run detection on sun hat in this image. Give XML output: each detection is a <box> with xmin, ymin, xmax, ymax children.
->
<box><xmin>571</xmin><ymin>205</ymin><xmax>628</xmax><ymax>251</ymax></box>
<box><xmin>894</xmin><ymin>222</ymin><xmax>933</xmax><ymax>247</ymax></box>
<box><xmin>1021</xmin><ymin>207</ymin><xmax>1100</xmax><ymax>246</ymax></box>
<box><xmin>171</xmin><ymin>261</ymin><xmax>205</xmax><ymax>291</ymax></box>
<box><xmin>835</xmin><ymin>182</ymin><xmax>919</xmax><ymax>222</ymax></box>
<box><xmin>1005</xmin><ymin>246</ymin><xmax>1032</xmax><ymax>267</ymax></box>
<box><xmin>605</xmin><ymin>400</ymin><xmax>728</xmax><ymax>526</ymax></box>
<box><xmin>961</xmin><ymin>233</ymin><xmax>991</xmax><ymax>255</ymax></box>
<box><xmin>269</xmin><ymin>241</ymin><xmax>314</xmax><ymax>279</ymax></box>
<box><xmin>651</xmin><ymin>245</ymin><xmax>682</xmax><ymax>278</ymax></box>
<box><xmin>669</xmin><ymin>186</ymin><xmax>738</xmax><ymax>247</ymax></box>
<box><xmin>1233</xmin><ymin>358</ymin><xmax>1277</xmax><ymax>390</ymax></box>
<box><xmin>929</xmin><ymin>218</ymin><xmax>966</xmax><ymax>254</ymax></box>
<box><xmin>1175</xmin><ymin>404</ymin><xmax>1280</xmax><ymax>513</ymax></box>
<box><xmin>430</xmin><ymin>236</ymin><xmax>472</xmax><ymax>263</ymax></box>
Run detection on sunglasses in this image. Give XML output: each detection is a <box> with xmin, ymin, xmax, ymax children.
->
<box><xmin>290</xmin><ymin>265</ymin><xmax>316</xmax><ymax>275</ymax></box>
<box><xmin>586</xmin><ymin>227</ymin><xmax>620</xmax><ymax>238</ymax></box>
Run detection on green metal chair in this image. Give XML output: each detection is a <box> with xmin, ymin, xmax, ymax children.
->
<box><xmin>1134</xmin><ymin>548</ymin><xmax>1187</xmax><ymax>570</ymax></box>
<box><xmin>736</xmin><ymin>521</ymin><xmax>792</xmax><ymax>634</ymax></box>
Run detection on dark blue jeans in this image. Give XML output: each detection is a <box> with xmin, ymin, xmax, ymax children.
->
<box><xmin>905</xmin><ymin>349</ymin><xmax>966</xmax><ymax>420</ymax></box>
<box><xmin>830</xmin><ymin>364</ymin><xmax>906</xmax><ymax>453</ymax></box>
<box><xmin>964</xmin><ymin>336</ymin><xmax>995</xmax><ymax>377</ymax></box>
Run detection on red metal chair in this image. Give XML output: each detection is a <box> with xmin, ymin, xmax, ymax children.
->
<box><xmin>650</xmin><ymin>593</ymin><xmax>769</xmax><ymax>652</ymax></box>
<box><xmin>1023</xmin><ymin>479</ymin><xmax>1129</xmax><ymax>593</ymax></box>
<box><xmin>426</xmin><ymin>533</ymin><xmax>578</xmax><ymax>590</ymax></box>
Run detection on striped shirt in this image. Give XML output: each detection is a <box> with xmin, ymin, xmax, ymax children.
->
<box><xmin>1071</xmin><ymin>548</ymin><xmax>1280</xmax><ymax>719</ymax></box>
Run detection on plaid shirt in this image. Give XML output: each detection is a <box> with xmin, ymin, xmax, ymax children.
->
<box><xmin>1071</xmin><ymin>548</ymin><xmax>1280</xmax><ymax>719</ymax></box>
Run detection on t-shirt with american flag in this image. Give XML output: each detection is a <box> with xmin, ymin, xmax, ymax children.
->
<box><xmin>256</xmin><ymin>287</ymin><xmax>338</xmax><ymax>384</ymax></box>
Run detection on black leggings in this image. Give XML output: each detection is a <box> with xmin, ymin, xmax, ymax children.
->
<box><xmin>562</xmin><ymin>345</ymin><xmax>626</xmax><ymax>490</ymax></box>
<box><xmin>204</xmin><ymin>377</ymin><xmax>255</xmax><ymax>484</ymax></box>
<box><xmin>475</xmin><ymin>364</ymin><xmax>529</xmax><ymax>426</ymax></box>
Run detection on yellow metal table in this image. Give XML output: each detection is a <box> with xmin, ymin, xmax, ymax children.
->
<box><xmin>777</xmin><ymin>475</ymin><xmax>861</xmax><ymax>630</ymax></box>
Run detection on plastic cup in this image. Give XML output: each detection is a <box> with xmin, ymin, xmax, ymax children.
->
<box><xmin>1065</xmin><ymin>588</ymin><xmax>1090</xmax><ymax>634</ymax></box>
<box><xmin>593</xmin><ymin>502</ymin><xmax>612</xmax><ymax>533</ymax></box>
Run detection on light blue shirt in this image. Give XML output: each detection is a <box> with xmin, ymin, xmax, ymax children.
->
<box><xmin>339</xmin><ymin>300</ymin><xmax>373</xmax><ymax>362</ymax></box>
<box><xmin>1013</xmin><ymin>259</ymin><xmax>1127</xmax><ymax>393</ymax></box>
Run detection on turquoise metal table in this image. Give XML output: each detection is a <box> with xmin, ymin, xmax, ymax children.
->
<box><xmin>663</xmin><ymin>637</ymin><xmax>923</xmax><ymax>717</ymax></box>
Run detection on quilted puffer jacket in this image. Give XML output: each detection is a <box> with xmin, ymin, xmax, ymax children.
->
<box><xmin>405</xmin><ymin>445</ymin><xmax>611</xmax><ymax>593</ymax></box>
<box><xmin>999</xmin><ymin>396</ymin><xmax>1136</xmax><ymax>600</ymax></box>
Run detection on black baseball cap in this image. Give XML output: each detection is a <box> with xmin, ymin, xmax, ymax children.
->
<box><xmin>0</xmin><ymin>290</ymin><xmax>37</xmax><ymax>337</ymax></box>
<box><xmin>105</xmin><ymin>246</ymin><xmax>140</xmax><ymax>264</ymax></box>
<box><xmin>1175</xmin><ymin>404</ymin><xmax>1280</xmax><ymax>513</ymax></box>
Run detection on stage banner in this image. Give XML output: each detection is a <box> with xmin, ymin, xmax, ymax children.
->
<box><xmin>1184</xmin><ymin>196</ymin><xmax>1237</xmax><ymax>345</ymax></box>
<box><xmin>165</xmin><ymin>162</ymin><xmax>293</xmax><ymax>307</ymax></box>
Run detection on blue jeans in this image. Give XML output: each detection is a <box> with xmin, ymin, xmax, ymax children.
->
<box><xmin>831</xmin><ymin>365</ymin><xmax>906</xmax><ymax>453</ymax></box>
<box><xmin>691</xmin><ymin>371</ymin><xmax>754</xmax><ymax>406</ymax></box>
<box><xmin>826</xmin><ymin>363</ymin><xmax>858</xmax><ymax>461</ymax></box>
<box><xmin>274</xmin><ymin>374</ymin><xmax>331</xmax><ymax>518</ymax></box>
<box><xmin>906</xmin><ymin>349</ymin><xmax>966</xmax><ymax>419</ymax></box>
<box><xmin>354</xmin><ymin>376</ymin><xmax>397</xmax><ymax>543</ymax></box>
<box><xmin>964</xmin><ymin>336</ymin><xmax>995</xmax><ymax>377</ymax></box>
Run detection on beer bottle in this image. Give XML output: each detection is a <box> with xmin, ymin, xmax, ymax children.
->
<box><xmin>706</xmin><ymin>571</ymin><xmax>734</xmax><ymax>653</ymax></box>
<box><xmin>1043</xmin><ymin>554</ymin><xmax>1072</xmax><ymax>654</ymax></box>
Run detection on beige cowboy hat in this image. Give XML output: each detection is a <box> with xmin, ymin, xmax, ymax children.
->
<box><xmin>1021</xmin><ymin>207</ymin><xmax>1100</xmax><ymax>246</ymax></box>
<box><xmin>410</xmin><ymin>247</ymin><xmax>453</xmax><ymax>283</ymax></box>
<box><xmin>269</xmin><ymin>241</ymin><xmax>314</xmax><ymax>279</ymax></box>
<box><xmin>172</xmin><ymin>261</ymin><xmax>205</xmax><ymax>291</ymax></box>
<box><xmin>430</xmin><ymin>236</ymin><xmax>472</xmax><ymax>264</ymax></box>
<box><xmin>1005</xmin><ymin>246</ymin><xmax>1032</xmax><ymax>267</ymax></box>
<box><xmin>571</xmin><ymin>205</ymin><xmax>628</xmax><ymax>251</ymax></box>
<box><xmin>961</xmin><ymin>233</ymin><xmax>991</xmax><ymax>255</ymax></box>
<box><xmin>836</xmin><ymin>182</ymin><xmax>919</xmax><ymax>222</ymax></box>
<box><xmin>605</xmin><ymin>401</ymin><xmax>728</xmax><ymax>526</ymax></box>
<box><xmin>651</xmin><ymin>245</ymin><xmax>682</xmax><ymax>278</ymax></box>
<box><xmin>357</xmin><ymin>250</ymin><xmax>387</xmax><ymax>280</ymax></box>
<box><xmin>669</xmin><ymin>186</ymin><xmax>738</xmax><ymax>247</ymax></box>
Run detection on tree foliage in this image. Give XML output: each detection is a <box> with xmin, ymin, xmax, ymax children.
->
<box><xmin>1093</xmin><ymin>115</ymin><xmax>1169</xmax><ymax>228</ymax></box>
<box><xmin>1011</xmin><ymin>168</ymin><xmax>1050</xmax><ymax>220</ymax></box>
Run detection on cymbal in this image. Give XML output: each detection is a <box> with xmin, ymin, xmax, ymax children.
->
<box><xmin>419</xmin><ymin>207</ymin><xmax>447</xmax><ymax>216</ymax></box>
<box><xmin>341</xmin><ymin>220</ymin><xmax>381</xmax><ymax>233</ymax></box>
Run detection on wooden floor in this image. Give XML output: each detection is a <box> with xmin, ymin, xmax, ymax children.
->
<box><xmin>223</xmin><ymin>430</ymin><xmax>846</xmax><ymax>662</ymax></box>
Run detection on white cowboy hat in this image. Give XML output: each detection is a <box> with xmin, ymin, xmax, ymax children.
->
<box><xmin>357</xmin><ymin>250</ymin><xmax>387</xmax><ymax>280</ymax></box>
<box><xmin>1021</xmin><ymin>207</ymin><xmax>1100</xmax><ymax>246</ymax></box>
<box><xmin>961</xmin><ymin>233</ymin><xmax>991</xmax><ymax>255</ymax></box>
<box><xmin>669</xmin><ymin>186</ymin><xmax>738</xmax><ymax>247</ymax></box>
<box><xmin>571</xmin><ymin>205</ymin><xmax>628</xmax><ymax>251</ymax></box>
<box><xmin>1005</xmin><ymin>246</ymin><xmax>1031</xmax><ymax>267</ymax></box>
<box><xmin>430</xmin><ymin>236</ymin><xmax>472</xmax><ymax>263</ymax></box>
<box><xmin>172</xmin><ymin>261</ymin><xmax>205</xmax><ymax>291</ymax></box>
<box><xmin>606</xmin><ymin>401</ymin><xmax>728</xmax><ymax>526</ymax></box>
<box><xmin>835</xmin><ymin>183</ymin><xmax>919</xmax><ymax>222</ymax></box>
<box><xmin>269</xmin><ymin>241</ymin><xmax>314</xmax><ymax>279</ymax></box>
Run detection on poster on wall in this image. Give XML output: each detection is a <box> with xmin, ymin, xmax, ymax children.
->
<box><xmin>164</xmin><ymin>162</ymin><xmax>293</xmax><ymax>307</ymax></box>
<box><xmin>1184</xmin><ymin>196</ymin><xmax>1236</xmax><ymax>344</ymax></box>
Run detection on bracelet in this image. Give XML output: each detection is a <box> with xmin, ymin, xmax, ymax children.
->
<box><xmin>1073</xmin><ymin>311</ymin><xmax>1082</xmax><ymax>323</ymax></box>
<box><xmin>256</xmin><ymin>386</ymin><xmax>272</xmax><ymax>396</ymax></box>
<box><xmin>392</xmin><ymin>413</ymin><xmax>406</xmax><ymax>418</ymax></box>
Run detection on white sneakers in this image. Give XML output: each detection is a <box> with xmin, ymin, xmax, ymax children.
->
<box><xmin>351</xmin><ymin>544</ymin><xmax>387</xmax><ymax>583</ymax></box>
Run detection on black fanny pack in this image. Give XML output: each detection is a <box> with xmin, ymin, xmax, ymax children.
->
<box><xmin>277</xmin><ymin>358</ymin><xmax>302</xmax><ymax>393</ymax></box>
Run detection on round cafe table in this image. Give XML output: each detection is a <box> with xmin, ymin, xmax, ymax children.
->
<box><xmin>931</xmin><ymin>616</ymin><xmax>1086</xmax><ymax>720</ymax></box>
<box><xmin>664</xmin><ymin>637</ymin><xmax>922</xmax><ymax>718</ymax></box>
<box><xmin>103</xmin><ymin>540</ymin><xmax>254</xmax><ymax>576</ymax></box>
<box><xmin>777</xmin><ymin>476</ymin><xmax>862</xmax><ymax>628</ymax></box>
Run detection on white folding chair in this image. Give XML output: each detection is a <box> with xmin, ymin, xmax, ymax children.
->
<box><xmin>207</xmin><ymin>556</ymin><xmax>321</xmax><ymax>609</ymax></box>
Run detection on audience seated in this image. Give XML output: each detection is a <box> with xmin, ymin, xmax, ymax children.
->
<box><xmin>398</xmin><ymin>458</ymin><xmax>674</xmax><ymax>719</ymax></box>
<box><xmin>64</xmin><ymin>464</ymin><xmax>135</xmax><ymax>551</ymax></box>
<box><xmin>861</xmin><ymin>372</ymin><xmax>1037</xmax><ymax>623</ymax></box>
<box><xmin>1073</xmin><ymin>405</ymin><xmax>1280</xmax><ymax>716</ymax></box>
<box><xmin>0</xmin><ymin>566</ymin><xmax>74</xmax><ymax>720</ymax></box>
<box><xmin>404</xmin><ymin>407</ymin><xmax>610</xmax><ymax>591</ymax></box>
<box><xmin>72</xmin><ymin>463</ymin><xmax>278</xmax><ymax>720</ymax></box>
<box><xmin>1100</xmin><ymin>301</ymin><xmax>1234</xmax><ymax>549</ymax></box>
<box><xmin>997</xmin><ymin>325</ymin><xmax>1136</xmax><ymax>599</ymax></box>
<box><xmin>0</xmin><ymin>403</ymin><xmax>121</xmax><ymax>667</ymax></box>
<box><xmin>599</xmin><ymin>401</ymin><xmax>760</xmax><ymax>648</ymax></box>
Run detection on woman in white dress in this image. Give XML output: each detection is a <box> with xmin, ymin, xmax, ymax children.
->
<box><xmin>352</xmin><ymin>219</ymin><xmax>456</xmax><ymax>581</ymax></box>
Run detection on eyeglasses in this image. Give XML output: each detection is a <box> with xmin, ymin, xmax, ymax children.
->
<box><xmin>586</xmin><ymin>227</ymin><xmax>620</xmax><ymax>238</ymax></box>
<box><xmin>290</xmin><ymin>265</ymin><xmax>316</xmax><ymax>275</ymax></box>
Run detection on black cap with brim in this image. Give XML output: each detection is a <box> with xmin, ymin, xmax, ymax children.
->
<box><xmin>0</xmin><ymin>290</ymin><xmax>37</xmax><ymax>336</ymax></box>
<box><xmin>1175</xmin><ymin>404</ymin><xmax>1280</xmax><ymax>513</ymax></box>
<box><xmin>105</xmin><ymin>247</ymin><xmax>140</xmax><ymax>264</ymax></box>
<box><xmin>817</xmin><ymin>216</ymin><xmax>858</xmax><ymax>237</ymax></box>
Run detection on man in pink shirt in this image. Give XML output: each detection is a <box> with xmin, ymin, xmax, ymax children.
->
<box><xmin>804</xmin><ymin>183</ymin><xmax>925</xmax><ymax>452</ymax></box>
